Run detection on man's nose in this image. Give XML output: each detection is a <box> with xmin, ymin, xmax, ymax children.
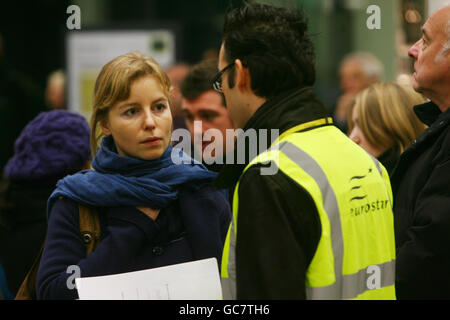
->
<box><xmin>408</xmin><ymin>40</ymin><xmax>420</xmax><ymax>59</ymax></box>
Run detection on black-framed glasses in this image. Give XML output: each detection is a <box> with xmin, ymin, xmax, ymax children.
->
<box><xmin>212</xmin><ymin>62</ymin><xmax>234</xmax><ymax>93</ymax></box>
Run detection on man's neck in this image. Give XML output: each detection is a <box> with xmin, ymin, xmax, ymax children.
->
<box><xmin>245</xmin><ymin>94</ymin><xmax>267</xmax><ymax>123</ymax></box>
<box><xmin>432</xmin><ymin>95</ymin><xmax>450</xmax><ymax>112</ymax></box>
<box><xmin>425</xmin><ymin>90</ymin><xmax>450</xmax><ymax>112</ymax></box>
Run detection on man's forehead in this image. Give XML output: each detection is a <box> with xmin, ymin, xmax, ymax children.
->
<box><xmin>182</xmin><ymin>92</ymin><xmax>225</xmax><ymax>110</ymax></box>
<box><xmin>424</xmin><ymin>7</ymin><xmax>450</xmax><ymax>39</ymax></box>
<box><xmin>182</xmin><ymin>103</ymin><xmax>224</xmax><ymax>114</ymax></box>
<box><xmin>340</xmin><ymin>60</ymin><xmax>363</xmax><ymax>73</ymax></box>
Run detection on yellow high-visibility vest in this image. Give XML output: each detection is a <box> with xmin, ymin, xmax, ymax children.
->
<box><xmin>221</xmin><ymin>118</ymin><xmax>396</xmax><ymax>300</ymax></box>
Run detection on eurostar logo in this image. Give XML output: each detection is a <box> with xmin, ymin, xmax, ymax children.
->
<box><xmin>349</xmin><ymin>168</ymin><xmax>372</xmax><ymax>202</ymax></box>
<box><xmin>348</xmin><ymin>168</ymin><xmax>389</xmax><ymax>217</ymax></box>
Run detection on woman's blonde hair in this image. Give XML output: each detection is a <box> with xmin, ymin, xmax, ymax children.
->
<box><xmin>90</xmin><ymin>51</ymin><xmax>172</xmax><ymax>155</ymax></box>
<box><xmin>348</xmin><ymin>82</ymin><xmax>427</xmax><ymax>153</ymax></box>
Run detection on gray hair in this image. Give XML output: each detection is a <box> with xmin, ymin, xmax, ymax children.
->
<box><xmin>436</xmin><ymin>13</ymin><xmax>450</xmax><ymax>62</ymax></box>
<box><xmin>340</xmin><ymin>52</ymin><xmax>384</xmax><ymax>80</ymax></box>
<box><xmin>445</xmin><ymin>19</ymin><xmax>450</xmax><ymax>52</ymax></box>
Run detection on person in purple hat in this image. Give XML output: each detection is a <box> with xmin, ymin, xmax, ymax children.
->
<box><xmin>0</xmin><ymin>110</ymin><xmax>91</xmax><ymax>298</ymax></box>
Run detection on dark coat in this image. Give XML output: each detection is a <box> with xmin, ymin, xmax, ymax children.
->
<box><xmin>391</xmin><ymin>101</ymin><xmax>450</xmax><ymax>299</ymax></box>
<box><xmin>0</xmin><ymin>179</ymin><xmax>51</xmax><ymax>296</ymax></box>
<box><xmin>377</xmin><ymin>147</ymin><xmax>401</xmax><ymax>176</ymax></box>
<box><xmin>35</xmin><ymin>185</ymin><xmax>231</xmax><ymax>300</ymax></box>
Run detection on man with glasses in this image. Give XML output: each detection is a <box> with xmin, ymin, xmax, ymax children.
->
<box><xmin>215</xmin><ymin>3</ymin><xmax>397</xmax><ymax>300</ymax></box>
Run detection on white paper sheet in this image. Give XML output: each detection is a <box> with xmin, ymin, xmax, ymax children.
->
<box><xmin>75</xmin><ymin>258</ymin><xmax>222</xmax><ymax>300</ymax></box>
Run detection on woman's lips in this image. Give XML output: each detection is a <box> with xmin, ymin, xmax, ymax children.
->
<box><xmin>141</xmin><ymin>137</ymin><xmax>162</xmax><ymax>146</ymax></box>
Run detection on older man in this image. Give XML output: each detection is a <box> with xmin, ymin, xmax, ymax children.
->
<box><xmin>391</xmin><ymin>5</ymin><xmax>450</xmax><ymax>299</ymax></box>
<box><xmin>333</xmin><ymin>52</ymin><xmax>383</xmax><ymax>132</ymax></box>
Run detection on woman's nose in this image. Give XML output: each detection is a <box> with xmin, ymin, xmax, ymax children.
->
<box><xmin>349</xmin><ymin>130</ymin><xmax>360</xmax><ymax>144</ymax></box>
<box><xmin>143</xmin><ymin>110</ymin><xmax>156</xmax><ymax>130</ymax></box>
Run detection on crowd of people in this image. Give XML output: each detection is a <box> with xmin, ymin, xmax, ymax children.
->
<box><xmin>0</xmin><ymin>2</ymin><xmax>449</xmax><ymax>300</ymax></box>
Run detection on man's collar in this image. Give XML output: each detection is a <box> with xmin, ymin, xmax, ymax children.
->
<box><xmin>214</xmin><ymin>86</ymin><xmax>328</xmax><ymax>189</ymax></box>
<box><xmin>414</xmin><ymin>100</ymin><xmax>445</xmax><ymax>126</ymax></box>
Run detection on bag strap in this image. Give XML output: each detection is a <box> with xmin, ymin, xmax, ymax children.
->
<box><xmin>15</xmin><ymin>202</ymin><xmax>101</xmax><ymax>300</ymax></box>
<box><xmin>14</xmin><ymin>244</ymin><xmax>43</xmax><ymax>300</ymax></box>
<box><xmin>78</xmin><ymin>204</ymin><xmax>101</xmax><ymax>254</ymax></box>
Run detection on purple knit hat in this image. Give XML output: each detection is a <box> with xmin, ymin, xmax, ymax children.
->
<box><xmin>4</xmin><ymin>110</ymin><xmax>91</xmax><ymax>181</ymax></box>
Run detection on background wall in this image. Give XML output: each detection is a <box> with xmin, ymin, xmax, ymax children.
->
<box><xmin>0</xmin><ymin>0</ymin><xmax>440</xmax><ymax>111</ymax></box>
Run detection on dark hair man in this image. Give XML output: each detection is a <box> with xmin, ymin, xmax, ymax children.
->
<box><xmin>180</xmin><ymin>59</ymin><xmax>234</xmax><ymax>172</ymax></box>
<box><xmin>166</xmin><ymin>63</ymin><xmax>190</xmax><ymax>130</ymax></box>
<box><xmin>215</xmin><ymin>3</ymin><xmax>396</xmax><ymax>300</ymax></box>
<box><xmin>390</xmin><ymin>5</ymin><xmax>450</xmax><ymax>299</ymax></box>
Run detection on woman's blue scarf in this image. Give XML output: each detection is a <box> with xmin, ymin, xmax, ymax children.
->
<box><xmin>47</xmin><ymin>135</ymin><xmax>217</xmax><ymax>217</ymax></box>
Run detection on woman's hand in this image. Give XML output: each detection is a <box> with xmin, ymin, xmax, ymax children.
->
<box><xmin>136</xmin><ymin>206</ymin><xmax>160</xmax><ymax>221</ymax></box>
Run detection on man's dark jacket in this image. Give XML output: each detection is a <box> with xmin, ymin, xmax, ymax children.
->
<box><xmin>215</xmin><ymin>87</ymin><xmax>329</xmax><ymax>299</ymax></box>
<box><xmin>391</xmin><ymin>101</ymin><xmax>450</xmax><ymax>299</ymax></box>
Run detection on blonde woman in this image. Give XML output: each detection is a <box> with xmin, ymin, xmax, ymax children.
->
<box><xmin>348</xmin><ymin>83</ymin><xmax>427</xmax><ymax>174</ymax></box>
<box><xmin>36</xmin><ymin>52</ymin><xmax>231</xmax><ymax>299</ymax></box>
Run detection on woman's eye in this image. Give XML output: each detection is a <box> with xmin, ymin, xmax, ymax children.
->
<box><xmin>155</xmin><ymin>104</ymin><xmax>167</xmax><ymax>112</ymax></box>
<box><xmin>124</xmin><ymin>108</ymin><xmax>137</xmax><ymax>116</ymax></box>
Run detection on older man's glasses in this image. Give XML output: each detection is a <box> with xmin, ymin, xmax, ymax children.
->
<box><xmin>212</xmin><ymin>63</ymin><xmax>234</xmax><ymax>93</ymax></box>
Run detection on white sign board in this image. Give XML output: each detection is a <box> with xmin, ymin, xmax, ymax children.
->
<box><xmin>66</xmin><ymin>29</ymin><xmax>176</xmax><ymax>120</ymax></box>
<box><xmin>75</xmin><ymin>258</ymin><xmax>222</xmax><ymax>300</ymax></box>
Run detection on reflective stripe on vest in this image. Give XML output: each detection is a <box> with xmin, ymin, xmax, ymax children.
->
<box><xmin>221</xmin><ymin>119</ymin><xmax>396</xmax><ymax>300</ymax></box>
<box><xmin>221</xmin><ymin>219</ymin><xmax>237</xmax><ymax>299</ymax></box>
<box><xmin>279</xmin><ymin>140</ymin><xmax>394</xmax><ymax>299</ymax></box>
<box><xmin>220</xmin><ymin>118</ymin><xmax>332</xmax><ymax>300</ymax></box>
